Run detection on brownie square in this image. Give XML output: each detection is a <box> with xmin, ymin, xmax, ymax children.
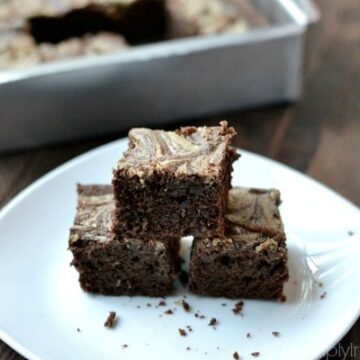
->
<box><xmin>189</xmin><ymin>187</ymin><xmax>289</xmax><ymax>300</ymax></box>
<box><xmin>69</xmin><ymin>184</ymin><xmax>180</xmax><ymax>296</ymax></box>
<box><xmin>112</xmin><ymin>121</ymin><xmax>238</xmax><ymax>238</ymax></box>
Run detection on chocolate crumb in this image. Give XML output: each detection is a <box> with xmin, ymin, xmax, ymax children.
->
<box><xmin>182</xmin><ymin>299</ymin><xmax>191</xmax><ymax>312</ymax></box>
<box><xmin>121</xmin><ymin>344</ymin><xmax>128</xmax><ymax>349</ymax></box>
<box><xmin>348</xmin><ymin>231</ymin><xmax>354</xmax><ymax>236</ymax></box>
<box><xmin>320</xmin><ymin>292</ymin><xmax>327</xmax><ymax>299</ymax></box>
<box><xmin>251</xmin><ymin>352</ymin><xmax>260</xmax><ymax>357</ymax></box>
<box><xmin>272</xmin><ymin>331</ymin><xmax>280</xmax><ymax>337</ymax></box>
<box><xmin>104</xmin><ymin>311</ymin><xmax>117</xmax><ymax>328</ymax></box>
<box><xmin>76</xmin><ymin>328</ymin><xmax>81</xmax><ymax>332</ymax></box>
<box><xmin>209</xmin><ymin>318</ymin><xmax>217</xmax><ymax>326</ymax></box>
<box><xmin>136</xmin><ymin>305</ymin><xmax>141</xmax><ymax>309</ymax></box>
<box><xmin>158</xmin><ymin>300</ymin><xmax>166</xmax><ymax>306</ymax></box>
<box><xmin>147</xmin><ymin>303</ymin><xmax>152</xmax><ymax>307</ymax></box>
<box><xmin>222</xmin><ymin>303</ymin><xmax>227</xmax><ymax>307</ymax></box>
<box><xmin>232</xmin><ymin>301</ymin><xmax>244</xmax><ymax>315</ymax></box>
<box><xmin>318</xmin><ymin>282</ymin><xmax>323</xmax><ymax>288</ymax></box>
<box><xmin>186</xmin><ymin>347</ymin><xmax>191</xmax><ymax>351</ymax></box>
<box><xmin>246</xmin><ymin>333</ymin><xmax>251</xmax><ymax>338</ymax></box>
<box><xmin>233</xmin><ymin>351</ymin><xmax>240</xmax><ymax>359</ymax></box>
<box><xmin>179</xmin><ymin>328</ymin><xmax>187</xmax><ymax>337</ymax></box>
<box><xmin>279</xmin><ymin>295</ymin><xmax>286</xmax><ymax>302</ymax></box>
<box><xmin>165</xmin><ymin>309</ymin><xmax>173</xmax><ymax>315</ymax></box>
<box><xmin>217</xmin><ymin>347</ymin><xmax>220</xmax><ymax>350</ymax></box>
<box><xmin>194</xmin><ymin>312</ymin><xmax>206</xmax><ymax>319</ymax></box>
<box><xmin>186</xmin><ymin>325</ymin><xmax>193</xmax><ymax>332</ymax></box>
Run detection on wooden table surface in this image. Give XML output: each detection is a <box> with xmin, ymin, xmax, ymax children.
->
<box><xmin>0</xmin><ymin>0</ymin><xmax>359</xmax><ymax>359</ymax></box>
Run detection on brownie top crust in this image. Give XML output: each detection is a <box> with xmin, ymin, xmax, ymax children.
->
<box><xmin>0</xmin><ymin>31</ymin><xmax>127</xmax><ymax>70</ymax></box>
<box><xmin>39</xmin><ymin>32</ymin><xmax>128</xmax><ymax>61</ymax></box>
<box><xmin>0</xmin><ymin>31</ymin><xmax>40</xmax><ymax>70</ymax></box>
<box><xmin>0</xmin><ymin>0</ymin><xmax>140</xmax><ymax>23</ymax></box>
<box><xmin>69</xmin><ymin>184</ymin><xmax>114</xmax><ymax>244</ymax></box>
<box><xmin>225</xmin><ymin>187</ymin><xmax>284</xmax><ymax>240</ymax></box>
<box><xmin>116</xmin><ymin>121</ymin><xmax>237</xmax><ymax>178</ymax></box>
<box><xmin>70</xmin><ymin>184</ymin><xmax>173</xmax><ymax>250</ymax></box>
<box><xmin>167</xmin><ymin>0</ymin><xmax>248</xmax><ymax>36</ymax></box>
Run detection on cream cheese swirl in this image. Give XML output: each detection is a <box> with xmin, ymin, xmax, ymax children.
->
<box><xmin>117</xmin><ymin>121</ymin><xmax>236</xmax><ymax>178</ymax></box>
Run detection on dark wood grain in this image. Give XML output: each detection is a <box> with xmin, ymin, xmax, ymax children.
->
<box><xmin>0</xmin><ymin>0</ymin><xmax>359</xmax><ymax>358</ymax></box>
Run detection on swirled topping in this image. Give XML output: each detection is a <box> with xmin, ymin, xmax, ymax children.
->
<box><xmin>167</xmin><ymin>0</ymin><xmax>246</xmax><ymax>36</ymax></box>
<box><xmin>69</xmin><ymin>185</ymin><xmax>114</xmax><ymax>244</ymax></box>
<box><xmin>0</xmin><ymin>31</ymin><xmax>127</xmax><ymax>70</ymax></box>
<box><xmin>75</xmin><ymin>193</ymin><xmax>114</xmax><ymax>229</ymax></box>
<box><xmin>225</xmin><ymin>187</ymin><xmax>284</xmax><ymax>238</ymax></box>
<box><xmin>0</xmin><ymin>0</ymin><xmax>137</xmax><ymax>23</ymax></box>
<box><xmin>117</xmin><ymin>121</ymin><xmax>236</xmax><ymax>178</ymax></box>
<box><xmin>167</xmin><ymin>0</ymin><xmax>269</xmax><ymax>39</ymax></box>
<box><xmin>69</xmin><ymin>185</ymin><xmax>178</xmax><ymax>247</ymax></box>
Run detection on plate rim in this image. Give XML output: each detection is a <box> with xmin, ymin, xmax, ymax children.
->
<box><xmin>0</xmin><ymin>137</ymin><xmax>359</xmax><ymax>360</ymax></box>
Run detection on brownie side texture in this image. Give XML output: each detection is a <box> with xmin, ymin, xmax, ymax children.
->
<box><xmin>112</xmin><ymin>121</ymin><xmax>238</xmax><ymax>238</ymax></box>
<box><xmin>188</xmin><ymin>187</ymin><xmax>289</xmax><ymax>300</ymax></box>
<box><xmin>39</xmin><ymin>32</ymin><xmax>128</xmax><ymax>61</ymax></box>
<box><xmin>69</xmin><ymin>184</ymin><xmax>180</xmax><ymax>296</ymax></box>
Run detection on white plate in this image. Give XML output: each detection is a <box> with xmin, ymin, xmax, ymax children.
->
<box><xmin>0</xmin><ymin>139</ymin><xmax>359</xmax><ymax>360</ymax></box>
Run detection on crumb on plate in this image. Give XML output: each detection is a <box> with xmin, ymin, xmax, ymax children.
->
<box><xmin>104</xmin><ymin>311</ymin><xmax>117</xmax><ymax>328</ymax></box>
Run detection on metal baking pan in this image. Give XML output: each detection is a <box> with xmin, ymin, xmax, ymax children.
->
<box><xmin>0</xmin><ymin>0</ymin><xmax>319</xmax><ymax>153</ymax></box>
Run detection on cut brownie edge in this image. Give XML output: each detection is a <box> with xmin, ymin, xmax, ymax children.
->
<box><xmin>112</xmin><ymin>122</ymin><xmax>238</xmax><ymax>238</ymax></box>
<box><xmin>112</xmin><ymin>173</ymin><xmax>228</xmax><ymax>237</ymax></box>
<box><xmin>71</xmin><ymin>237</ymin><xmax>180</xmax><ymax>296</ymax></box>
<box><xmin>188</xmin><ymin>187</ymin><xmax>289</xmax><ymax>300</ymax></box>
<box><xmin>69</xmin><ymin>184</ymin><xmax>180</xmax><ymax>296</ymax></box>
<box><xmin>189</xmin><ymin>236</ymin><xmax>288</xmax><ymax>300</ymax></box>
<box><xmin>116</xmin><ymin>121</ymin><xmax>237</xmax><ymax>179</ymax></box>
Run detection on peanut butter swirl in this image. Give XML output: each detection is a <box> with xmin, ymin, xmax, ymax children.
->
<box><xmin>117</xmin><ymin>121</ymin><xmax>236</xmax><ymax>178</ymax></box>
<box><xmin>69</xmin><ymin>185</ymin><xmax>171</xmax><ymax>248</ymax></box>
<box><xmin>0</xmin><ymin>31</ymin><xmax>127</xmax><ymax>70</ymax></box>
<box><xmin>69</xmin><ymin>185</ymin><xmax>114</xmax><ymax>244</ymax></box>
<box><xmin>0</xmin><ymin>0</ymin><xmax>137</xmax><ymax>23</ymax></box>
<box><xmin>225</xmin><ymin>187</ymin><xmax>284</xmax><ymax>238</ymax></box>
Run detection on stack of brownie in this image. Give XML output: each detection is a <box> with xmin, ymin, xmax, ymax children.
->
<box><xmin>69</xmin><ymin>121</ymin><xmax>289</xmax><ymax>300</ymax></box>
